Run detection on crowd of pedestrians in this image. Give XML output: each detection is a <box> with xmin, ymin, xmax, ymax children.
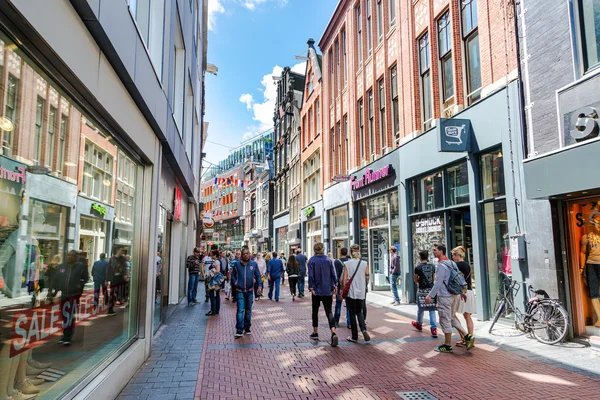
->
<box><xmin>186</xmin><ymin>241</ymin><xmax>475</xmax><ymax>352</ymax></box>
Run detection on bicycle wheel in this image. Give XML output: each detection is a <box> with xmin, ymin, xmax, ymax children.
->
<box><xmin>530</xmin><ymin>302</ymin><xmax>569</xmax><ymax>345</ymax></box>
<box><xmin>489</xmin><ymin>299</ymin><xmax>505</xmax><ymax>333</ymax></box>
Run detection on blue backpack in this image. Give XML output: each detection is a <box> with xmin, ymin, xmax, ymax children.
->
<box><xmin>209</xmin><ymin>271</ymin><xmax>225</xmax><ymax>290</ymax></box>
<box><xmin>441</xmin><ymin>260</ymin><xmax>468</xmax><ymax>295</ymax></box>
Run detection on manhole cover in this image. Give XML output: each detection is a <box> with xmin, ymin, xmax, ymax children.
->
<box><xmin>396</xmin><ymin>391</ymin><xmax>438</xmax><ymax>400</ymax></box>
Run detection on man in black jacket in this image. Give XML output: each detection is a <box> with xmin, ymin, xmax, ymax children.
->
<box><xmin>186</xmin><ymin>247</ymin><xmax>202</xmax><ymax>305</ymax></box>
<box><xmin>107</xmin><ymin>247</ymin><xmax>128</xmax><ymax>315</ymax></box>
<box><xmin>53</xmin><ymin>250</ymin><xmax>89</xmax><ymax>345</ymax></box>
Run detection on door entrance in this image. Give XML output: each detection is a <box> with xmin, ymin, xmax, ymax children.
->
<box><xmin>332</xmin><ymin>239</ymin><xmax>347</xmax><ymax>259</ymax></box>
<box><xmin>448</xmin><ymin>209</ymin><xmax>474</xmax><ymax>292</ymax></box>
<box><xmin>369</xmin><ymin>228</ymin><xmax>389</xmax><ymax>288</ymax></box>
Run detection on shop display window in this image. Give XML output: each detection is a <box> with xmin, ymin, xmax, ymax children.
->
<box><xmin>480</xmin><ymin>150</ymin><xmax>505</xmax><ymax>199</ymax></box>
<box><xmin>482</xmin><ymin>200</ymin><xmax>509</xmax><ymax>318</ymax></box>
<box><xmin>0</xmin><ymin>33</ymin><xmax>142</xmax><ymax>399</ymax></box>
<box><xmin>446</xmin><ymin>162</ymin><xmax>469</xmax><ymax>206</ymax></box>
<box><xmin>567</xmin><ymin>198</ymin><xmax>600</xmax><ymax>336</ymax></box>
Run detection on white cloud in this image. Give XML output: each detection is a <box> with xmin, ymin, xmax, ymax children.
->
<box><xmin>239</xmin><ymin>94</ymin><xmax>254</xmax><ymax>110</ymax></box>
<box><xmin>208</xmin><ymin>0</ymin><xmax>225</xmax><ymax>31</ymax></box>
<box><xmin>240</xmin><ymin>0</ymin><xmax>286</xmax><ymax>11</ymax></box>
<box><xmin>239</xmin><ymin>62</ymin><xmax>306</xmax><ymax>139</ymax></box>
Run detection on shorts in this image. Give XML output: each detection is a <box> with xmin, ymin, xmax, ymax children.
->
<box><xmin>437</xmin><ymin>296</ymin><xmax>453</xmax><ymax>334</ymax></box>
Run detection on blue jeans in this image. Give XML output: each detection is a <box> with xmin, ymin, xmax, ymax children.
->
<box><xmin>417</xmin><ymin>303</ymin><xmax>437</xmax><ymax>329</ymax></box>
<box><xmin>209</xmin><ymin>289</ymin><xmax>220</xmax><ymax>313</ymax></box>
<box><xmin>268</xmin><ymin>277</ymin><xmax>280</xmax><ymax>300</ymax></box>
<box><xmin>297</xmin><ymin>273</ymin><xmax>305</xmax><ymax>295</ymax></box>
<box><xmin>236</xmin><ymin>291</ymin><xmax>254</xmax><ymax>333</ymax></box>
<box><xmin>188</xmin><ymin>273</ymin><xmax>200</xmax><ymax>304</ymax></box>
<box><xmin>334</xmin><ymin>293</ymin><xmax>343</xmax><ymax>323</ymax></box>
<box><xmin>391</xmin><ymin>274</ymin><xmax>400</xmax><ymax>302</ymax></box>
<box><xmin>93</xmin><ymin>281</ymin><xmax>108</xmax><ymax>306</ymax></box>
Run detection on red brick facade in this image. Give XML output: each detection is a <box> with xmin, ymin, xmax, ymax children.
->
<box><xmin>319</xmin><ymin>0</ymin><xmax>518</xmax><ymax>187</ymax></box>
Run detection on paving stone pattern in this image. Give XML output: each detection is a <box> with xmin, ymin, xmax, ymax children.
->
<box><xmin>120</xmin><ymin>285</ymin><xmax>600</xmax><ymax>400</ymax></box>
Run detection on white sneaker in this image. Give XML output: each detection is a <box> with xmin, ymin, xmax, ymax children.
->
<box><xmin>16</xmin><ymin>380</ymin><xmax>40</xmax><ymax>395</ymax></box>
<box><xmin>392</xmin><ymin>301</ymin><xmax>400</xmax><ymax>306</ymax></box>
<box><xmin>28</xmin><ymin>359</ymin><xmax>51</xmax><ymax>369</ymax></box>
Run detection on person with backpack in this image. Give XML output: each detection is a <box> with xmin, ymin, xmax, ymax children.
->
<box><xmin>341</xmin><ymin>244</ymin><xmax>371</xmax><ymax>343</ymax></box>
<box><xmin>425</xmin><ymin>243</ymin><xmax>471</xmax><ymax>353</ymax></box>
<box><xmin>451</xmin><ymin>246</ymin><xmax>475</xmax><ymax>348</ymax></box>
<box><xmin>412</xmin><ymin>250</ymin><xmax>438</xmax><ymax>338</ymax></box>
<box><xmin>205</xmin><ymin>250</ymin><xmax>223</xmax><ymax>316</ymax></box>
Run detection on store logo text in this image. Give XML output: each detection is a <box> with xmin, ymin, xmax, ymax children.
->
<box><xmin>415</xmin><ymin>216</ymin><xmax>442</xmax><ymax>234</ymax></box>
<box><xmin>0</xmin><ymin>166</ymin><xmax>26</xmax><ymax>184</ymax></box>
<box><xmin>351</xmin><ymin>165</ymin><xmax>393</xmax><ymax>191</ymax></box>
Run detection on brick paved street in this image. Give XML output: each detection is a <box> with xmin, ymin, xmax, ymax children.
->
<box><xmin>120</xmin><ymin>286</ymin><xmax>600</xmax><ymax>400</ymax></box>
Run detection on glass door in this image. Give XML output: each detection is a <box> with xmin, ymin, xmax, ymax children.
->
<box><xmin>483</xmin><ymin>200</ymin><xmax>509</xmax><ymax>318</ymax></box>
<box><xmin>369</xmin><ymin>228</ymin><xmax>389</xmax><ymax>287</ymax></box>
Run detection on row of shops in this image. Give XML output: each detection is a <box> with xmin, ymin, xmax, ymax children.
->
<box><xmin>271</xmin><ymin>80</ymin><xmax>597</xmax><ymax>344</ymax></box>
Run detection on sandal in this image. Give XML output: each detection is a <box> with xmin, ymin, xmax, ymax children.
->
<box><xmin>346</xmin><ymin>337</ymin><xmax>358</xmax><ymax>343</ymax></box>
<box><xmin>455</xmin><ymin>339</ymin><xmax>466</xmax><ymax>347</ymax></box>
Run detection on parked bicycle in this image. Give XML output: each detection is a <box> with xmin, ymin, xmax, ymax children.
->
<box><xmin>488</xmin><ymin>278</ymin><xmax>569</xmax><ymax>345</ymax></box>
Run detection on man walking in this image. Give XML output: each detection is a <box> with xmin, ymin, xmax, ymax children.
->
<box><xmin>267</xmin><ymin>252</ymin><xmax>284</xmax><ymax>301</ymax></box>
<box><xmin>107</xmin><ymin>247</ymin><xmax>128</xmax><ymax>314</ymax></box>
<box><xmin>333</xmin><ymin>248</ymin><xmax>349</xmax><ymax>327</ymax></box>
<box><xmin>295</xmin><ymin>249</ymin><xmax>308</xmax><ymax>297</ymax></box>
<box><xmin>231</xmin><ymin>247</ymin><xmax>262</xmax><ymax>338</ymax></box>
<box><xmin>91</xmin><ymin>253</ymin><xmax>108</xmax><ymax>307</ymax></box>
<box><xmin>425</xmin><ymin>244</ymin><xmax>469</xmax><ymax>353</ymax></box>
<box><xmin>389</xmin><ymin>246</ymin><xmax>401</xmax><ymax>306</ymax></box>
<box><xmin>412</xmin><ymin>250</ymin><xmax>438</xmax><ymax>338</ymax></box>
<box><xmin>202</xmin><ymin>250</ymin><xmax>215</xmax><ymax>302</ymax></box>
<box><xmin>308</xmin><ymin>242</ymin><xmax>338</xmax><ymax>347</ymax></box>
<box><xmin>186</xmin><ymin>247</ymin><xmax>202</xmax><ymax>305</ymax></box>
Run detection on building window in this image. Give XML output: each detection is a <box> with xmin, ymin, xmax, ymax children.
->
<box><xmin>329</xmin><ymin>49</ymin><xmax>334</xmax><ymax>101</ymax></box>
<box><xmin>337</xmin><ymin>121</ymin><xmax>342</xmax><ymax>174</ymax></box>
<box><xmin>2</xmin><ymin>75</ymin><xmax>18</xmax><ymax>156</ymax></box>
<box><xmin>132</xmin><ymin>0</ymin><xmax>165</xmax><ymax>79</ymax></box>
<box><xmin>390</xmin><ymin>65</ymin><xmax>399</xmax><ymax>144</ymax></box>
<box><xmin>578</xmin><ymin>0</ymin><xmax>600</xmax><ymax>72</ymax></box>
<box><xmin>358</xmin><ymin>98</ymin><xmax>365</xmax><ymax>162</ymax></box>
<box><xmin>343</xmin><ymin>114</ymin><xmax>349</xmax><ymax>171</ymax></box>
<box><xmin>446</xmin><ymin>162</ymin><xmax>469</xmax><ymax>206</ymax></box>
<box><xmin>462</xmin><ymin>0</ymin><xmax>481</xmax><ymax>104</ymax></box>
<box><xmin>342</xmin><ymin>30</ymin><xmax>347</xmax><ymax>86</ymax></box>
<box><xmin>411</xmin><ymin>171</ymin><xmax>444</xmax><ymax>213</ymax></box>
<box><xmin>316</xmin><ymin>98</ymin><xmax>321</xmax><ymax>135</ymax></box>
<box><xmin>368</xmin><ymin>90</ymin><xmax>374</xmax><ymax>156</ymax></box>
<box><xmin>308</xmin><ymin>107</ymin><xmax>313</xmax><ymax>141</ymax></box>
<box><xmin>367</xmin><ymin>0</ymin><xmax>373</xmax><ymax>56</ymax></box>
<box><xmin>480</xmin><ymin>149</ymin><xmax>505</xmax><ymax>199</ymax></box>
<box><xmin>378</xmin><ymin>78</ymin><xmax>386</xmax><ymax>151</ymax></box>
<box><xmin>335</xmin><ymin>40</ymin><xmax>341</xmax><ymax>95</ymax></box>
<box><xmin>419</xmin><ymin>32</ymin><xmax>433</xmax><ymax>131</ymax></box>
<box><xmin>331</xmin><ymin>127</ymin><xmax>336</xmax><ymax>175</ymax></box>
<box><xmin>389</xmin><ymin>0</ymin><xmax>396</xmax><ymax>28</ymax></box>
<box><xmin>438</xmin><ymin>11</ymin><xmax>454</xmax><ymax>103</ymax></box>
<box><xmin>58</xmin><ymin>114</ymin><xmax>67</xmax><ymax>174</ymax></box>
<box><xmin>46</xmin><ymin>106</ymin><xmax>57</xmax><ymax>169</ymax></box>
<box><xmin>376</xmin><ymin>0</ymin><xmax>383</xmax><ymax>44</ymax></box>
<box><xmin>302</xmin><ymin>116</ymin><xmax>307</xmax><ymax>146</ymax></box>
<box><xmin>33</xmin><ymin>96</ymin><xmax>44</xmax><ymax>165</ymax></box>
<box><xmin>173</xmin><ymin>17</ymin><xmax>185</xmax><ymax>133</ymax></box>
<box><xmin>357</xmin><ymin>5</ymin><xmax>363</xmax><ymax>66</ymax></box>
<box><xmin>304</xmin><ymin>151</ymin><xmax>321</xmax><ymax>205</ymax></box>
<box><xmin>82</xmin><ymin>141</ymin><xmax>114</xmax><ymax>203</ymax></box>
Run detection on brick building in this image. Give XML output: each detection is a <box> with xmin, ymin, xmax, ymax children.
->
<box><xmin>317</xmin><ymin>0</ymin><xmax>529</xmax><ymax>318</ymax></box>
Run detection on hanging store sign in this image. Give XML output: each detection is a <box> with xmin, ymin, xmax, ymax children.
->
<box><xmin>438</xmin><ymin>118</ymin><xmax>472</xmax><ymax>152</ymax></box>
<box><xmin>332</xmin><ymin>174</ymin><xmax>351</xmax><ymax>183</ymax></box>
<box><xmin>174</xmin><ymin>187</ymin><xmax>182</xmax><ymax>221</ymax></box>
<box><xmin>304</xmin><ymin>205</ymin><xmax>315</xmax><ymax>218</ymax></box>
<box><xmin>90</xmin><ymin>203</ymin><xmax>107</xmax><ymax>218</ymax></box>
<box><xmin>351</xmin><ymin>165</ymin><xmax>393</xmax><ymax>191</ymax></box>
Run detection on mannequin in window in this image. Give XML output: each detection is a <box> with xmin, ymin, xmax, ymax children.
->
<box><xmin>580</xmin><ymin>220</ymin><xmax>600</xmax><ymax>327</ymax></box>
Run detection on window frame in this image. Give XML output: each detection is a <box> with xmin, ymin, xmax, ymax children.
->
<box><xmin>357</xmin><ymin>5</ymin><xmax>363</xmax><ymax>67</ymax></box>
<box><xmin>376</xmin><ymin>0</ymin><xmax>384</xmax><ymax>44</ymax></box>
<box><xmin>390</xmin><ymin>65</ymin><xmax>400</xmax><ymax>143</ymax></box>
<box><xmin>462</xmin><ymin>0</ymin><xmax>482</xmax><ymax>105</ymax></box>
<box><xmin>419</xmin><ymin>32</ymin><xmax>433</xmax><ymax>131</ymax></box>
<box><xmin>33</xmin><ymin>96</ymin><xmax>45</xmax><ymax>165</ymax></box>
<box><xmin>378</xmin><ymin>77</ymin><xmax>386</xmax><ymax>151</ymax></box>
<box><xmin>438</xmin><ymin>11</ymin><xmax>454</xmax><ymax>103</ymax></box>
<box><xmin>46</xmin><ymin>105</ymin><xmax>57</xmax><ymax>169</ymax></box>
<box><xmin>368</xmin><ymin>89</ymin><xmax>374</xmax><ymax>156</ymax></box>
<box><xmin>366</xmin><ymin>0</ymin><xmax>373</xmax><ymax>56</ymax></box>
<box><xmin>358</xmin><ymin>98</ymin><xmax>365</xmax><ymax>162</ymax></box>
<box><xmin>389</xmin><ymin>0</ymin><xmax>396</xmax><ymax>28</ymax></box>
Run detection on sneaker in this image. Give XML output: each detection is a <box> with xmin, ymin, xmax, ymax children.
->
<box><xmin>362</xmin><ymin>330</ymin><xmax>371</xmax><ymax>342</ymax></box>
<box><xmin>16</xmin><ymin>380</ymin><xmax>40</xmax><ymax>395</ymax></box>
<box><xmin>430</xmin><ymin>328</ymin><xmax>438</xmax><ymax>338</ymax></box>
<box><xmin>411</xmin><ymin>321</ymin><xmax>423</xmax><ymax>331</ymax></box>
<box><xmin>347</xmin><ymin>324</ymin><xmax>351</xmax><ymax>329</ymax></box>
<box><xmin>234</xmin><ymin>332</ymin><xmax>243</xmax><ymax>339</ymax></box>
<box><xmin>392</xmin><ymin>301</ymin><xmax>400</xmax><ymax>306</ymax></box>
<box><xmin>205</xmin><ymin>311</ymin><xmax>214</xmax><ymax>316</ymax></box>
<box><xmin>434</xmin><ymin>344</ymin><xmax>453</xmax><ymax>353</ymax></box>
<box><xmin>107</xmin><ymin>309</ymin><xmax>116</xmax><ymax>315</ymax></box>
<box><xmin>346</xmin><ymin>336</ymin><xmax>357</xmax><ymax>343</ymax></box>
<box><xmin>62</xmin><ymin>340</ymin><xmax>71</xmax><ymax>346</ymax></box>
<box><xmin>244</xmin><ymin>329</ymin><xmax>252</xmax><ymax>335</ymax></box>
<box><xmin>292</xmin><ymin>295</ymin><xmax>295</xmax><ymax>301</ymax></box>
<box><xmin>28</xmin><ymin>360</ymin><xmax>51</xmax><ymax>369</ymax></box>
<box><xmin>310</xmin><ymin>332</ymin><xmax>319</xmax><ymax>341</ymax></box>
<box><xmin>390</xmin><ymin>301</ymin><xmax>396</xmax><ymax>305</ymax></box>
<box><xmin>465</xmin><ymin>334</ymin><xmax>475</xmax><ymax>350</ymax></box>
<box><xmin>331</xmin><ymin>333</ymin><xmax>338</xmax><ymax>347</ymax></box>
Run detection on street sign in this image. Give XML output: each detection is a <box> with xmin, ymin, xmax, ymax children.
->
<box><xmin>332</xmin><ymin>174</ymin><xmax>351</xmax><ymax>182</ymax></box>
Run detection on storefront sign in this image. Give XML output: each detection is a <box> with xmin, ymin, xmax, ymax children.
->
<box><xmin>439</xmin><ymin>118</ymin><xmax>472</xmax><ymax>152</ymax></box>
<box><xmin>174</xmin><ymin>187</ymin><xmax>182</xmax><ymax>221</ymax></box>
<box><xmin>351</xmin><ymin>165</ymin><xmax>393</xmax><ymax>190</ymax></box>
<box><xmin>304</xmin><ymin>205</ymin><xmax>315</xmax><ymax>218</ymax></box>
<box><xmin>90</xmin><ymin>203</ymin><xmax>107</xmax><ymax>218</ymax></box>
<box><xmin>0</xmin><ymin>165</ymin><xmax>26</xmax><ymax>184</ymax></box>
<box><xmin>414</xmin><ymin>216</ymin><xmax>443</xmax><ymax>234</ymax></box>
<box><xmin>332</xmin><ymin>174</ymin><xmax>351</xmax><ymax>183</ymax></box>
<box><xmin>26</xmin><ymin>165</ymin><xmax>50</xmax><ymax>175</ymax></box>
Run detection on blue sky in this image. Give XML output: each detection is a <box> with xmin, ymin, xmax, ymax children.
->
<box><xmin>204</xmin><ymin>0</ymin><xmax>338</xmax><ymax>168</ymax></box>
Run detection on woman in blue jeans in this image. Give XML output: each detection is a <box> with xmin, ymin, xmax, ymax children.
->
<box><xmin>412</xmin><ymin>250</ymin><xmax>438</xmax><ymax>338</ymax></box>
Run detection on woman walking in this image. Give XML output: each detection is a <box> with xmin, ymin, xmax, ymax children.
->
<box><xmin>286</xmin><ymin>254</ymin><xmax>300</xmax><ymax>301</ymax></box>
<box><xmin>255</xmin><ymin>253</ymin><xmax>267</xmax><ymax>300</ymax></box>
<box><xmin>341</xmin><ymin>244</ymin><xmax>371</xmax><ymax>343</ymax></box>
<box><xmin>451</xmin><ymin>246</ymin><xmax>475</xmax><ymax>349</ymax></box>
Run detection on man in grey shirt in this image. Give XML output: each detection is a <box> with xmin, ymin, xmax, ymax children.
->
<box><xmin>425</xmin><ymin>243</ymin><xmax>458</xmax><ymax>353</ymax></box>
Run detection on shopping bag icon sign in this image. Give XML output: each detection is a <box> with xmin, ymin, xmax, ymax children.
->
<box><xmin>444</xmin><ymin>125</ymin><xmax>465</xmax><ymax>145</ymax></box>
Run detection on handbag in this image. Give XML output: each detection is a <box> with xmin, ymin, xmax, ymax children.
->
<box><xmin>417</xmin><ymin>288</ymin><xmax>437</xmax><ymax>310</ymax></box>
<box><xmin>341</xmin><ymin>261</ymin><xmax>362</xmax><ymax>300</ymax></box>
